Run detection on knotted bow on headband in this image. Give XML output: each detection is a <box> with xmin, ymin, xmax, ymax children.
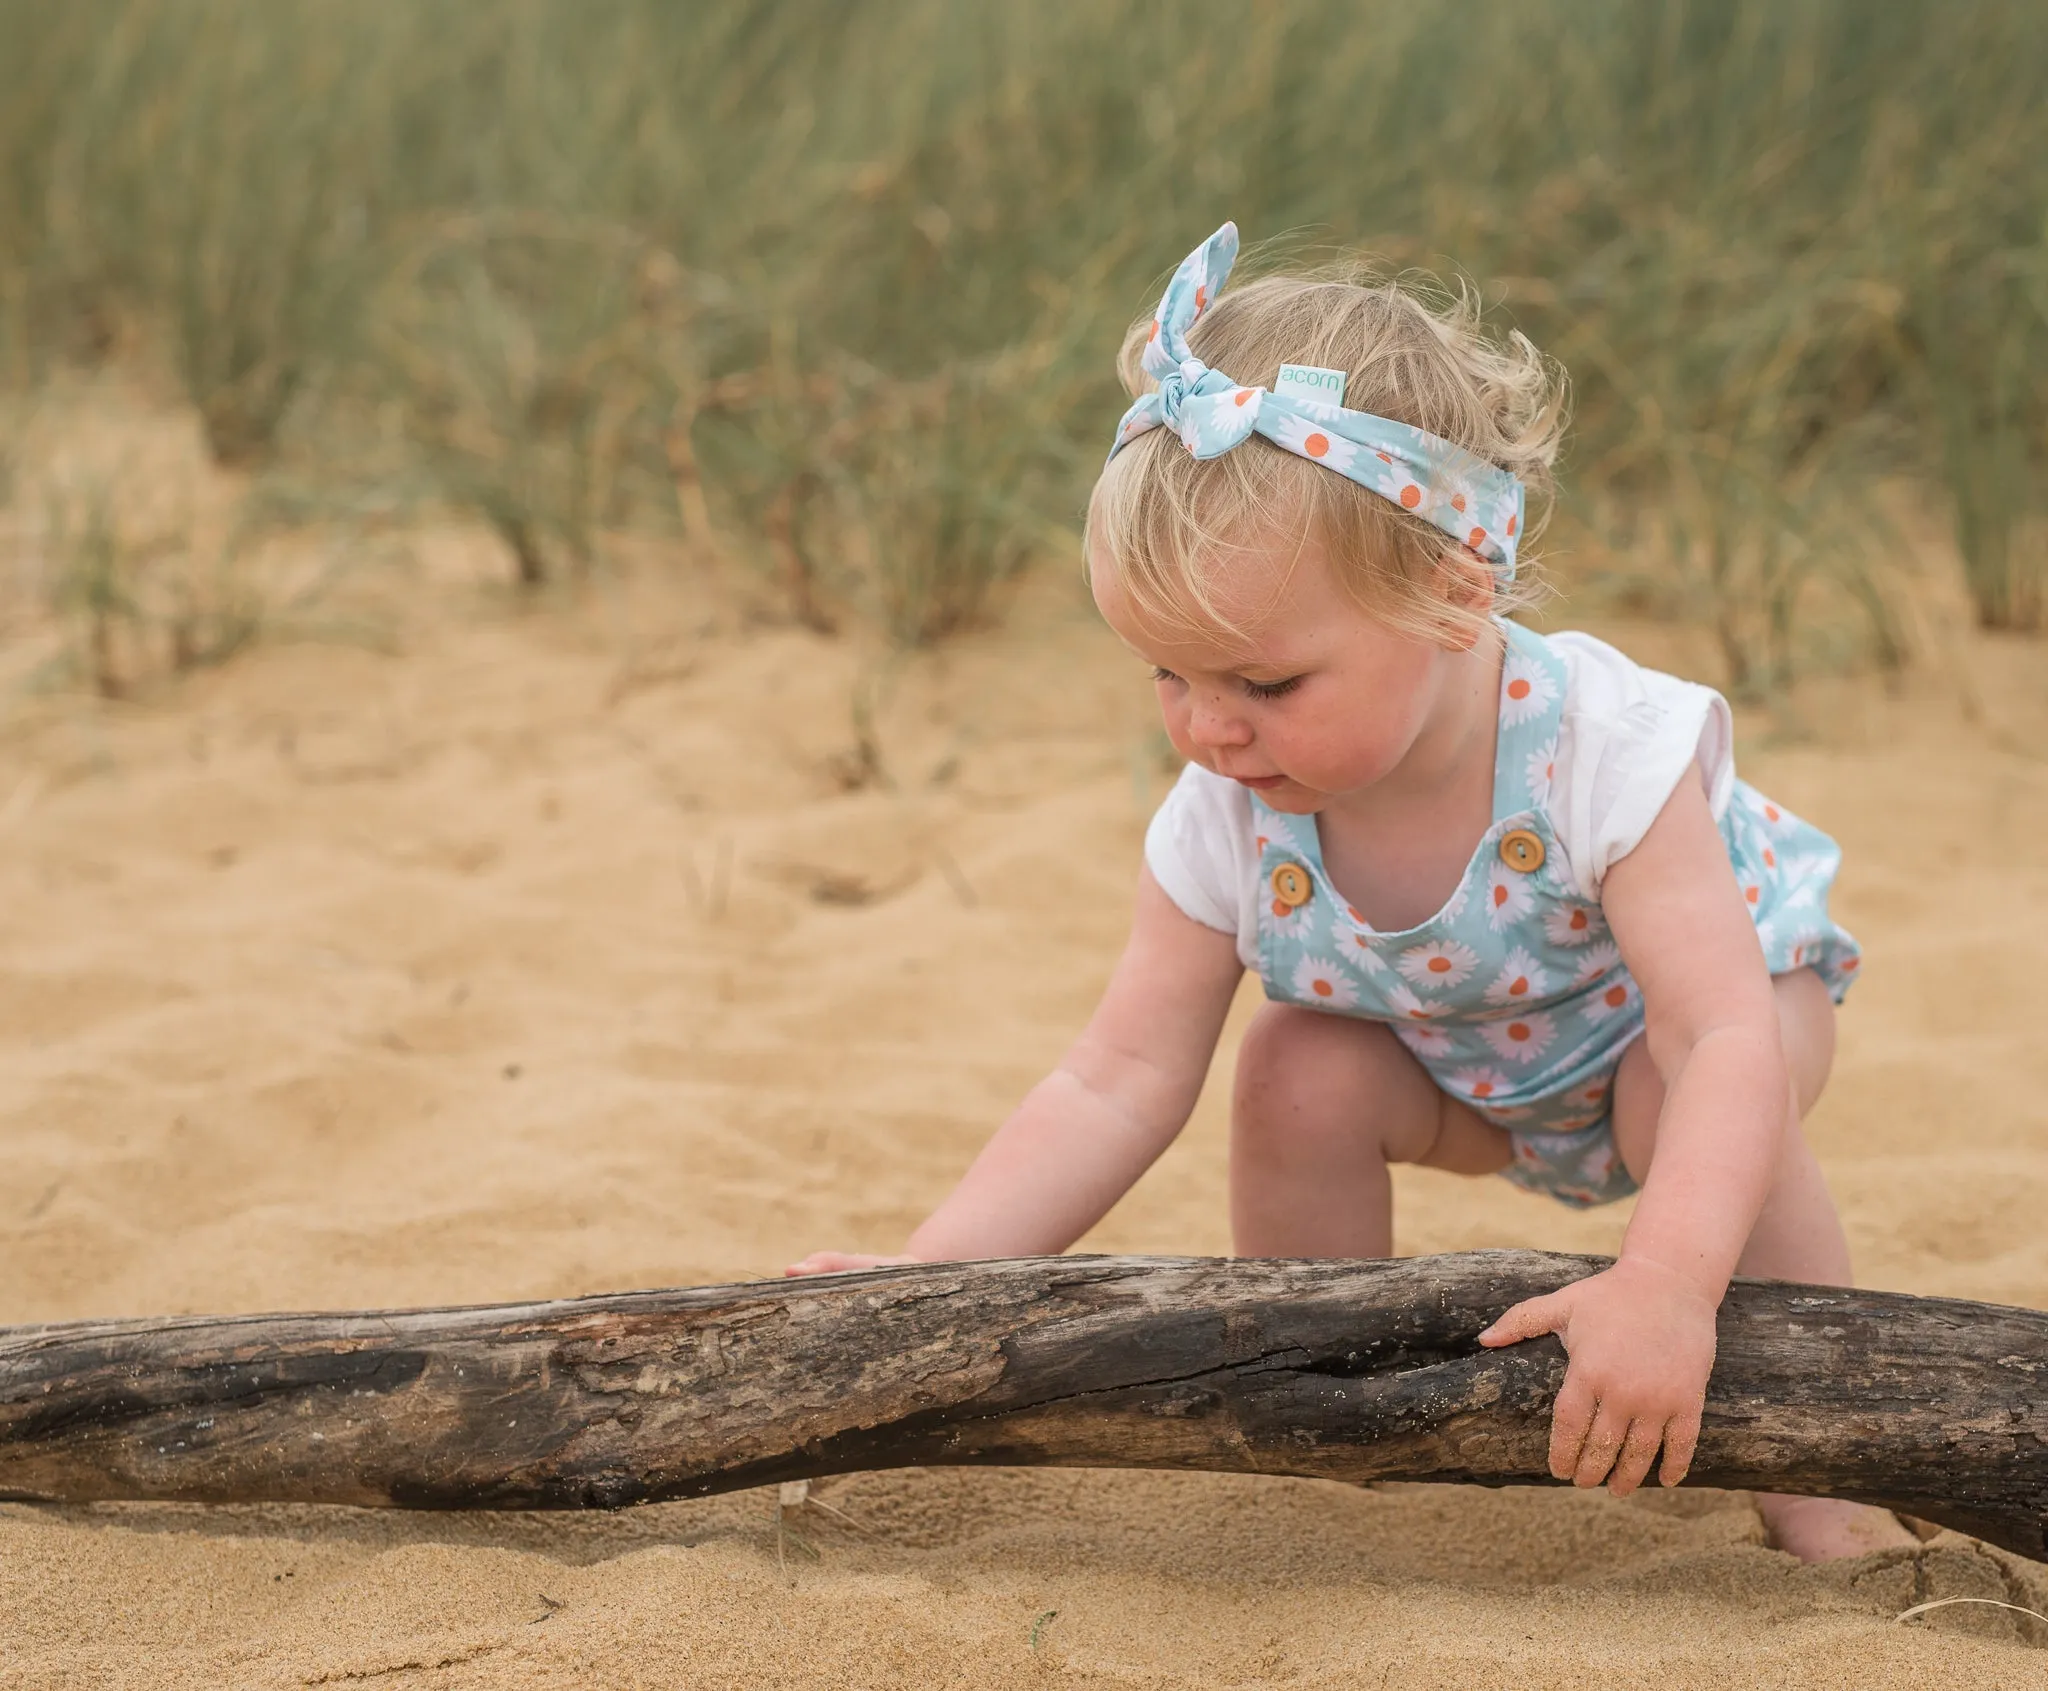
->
<box><xmin>1107</xmin><ymin>222</ymin><xmax>1525</xmax><ymax>581</ymax></box>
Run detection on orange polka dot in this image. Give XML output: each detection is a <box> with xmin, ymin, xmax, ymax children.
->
<box><xmin>1399</xmin><ymin>484</ymin><xmax>1422</xmax><ymax>509</ymax></box>
<box><xmin>1584</xmin><ymin>1083</ymin><xmax>1606</xmax><ymax>1102</ymax></box>
<box><xmin>1492</xmin><ymin>885</ymin><xmax>1509</xmax><ymax>907</ymax></box>
<box><xmin>1311</xmin><ymin>978</ymin><xmax>1333</xmax><ymax>998</ymax></box>
<box><xmin>1195</xmin><ymin>285</ymin><xmax>1207</xmax><ymax>310</ymax></box>
<box><xmin>1506</xmin><ymin>512</ymin><xmax>1518</xmax><ymax>537</ymax></box>
<box><xmin>1451</xmin><ymin>494</ymin><xmax>1467</xmax><ymax>512</ymax></box>
<box><xmin>1304</xmin><ymin>433</ymin><xmax>1330</xmax><ymax>458</ymax></box>
<box><xmin>1471</xmin><ymin>1081</ymin><xmax>1495</xmax><ymax>1098</ymax></box>
<box><xmin>1841</xmin><ymin>955</ymin><xmax>1859</xmax><ymax>970</ymax></box>
<box><xmin>1272</xmin><ymin>900</ymin><xmax>1290</xmax><ymax>918</ymax></box>
<box><xmin>1468</xmin><ymin>526</ymin><xmax>1487</xmax><ymax>548</ymax></box>
<box><xmin>1507</xmin><ymin>678</ymin><xmax>1531</xmax><ymax>700</ymax></box>
<box><xmin>1234</xmin><ymin>388</ymin><xmax>1253</xmax><ymax>406</ymax></box>
<box><xmin>1764</xmin><ymin>804</ymin><xmax>1781</xmax><ymax>822</ymax></box>
<box><xmin>1568</xmin><ymin>909</ymin><xmax>1589</xmax><ymax>931</ymax></box>
<box><xmin>1376</xmin><ymin>451</ymin><xmax>1393</xmax><ymax>464</ymax></box>
<box><xmin>1256</xmin><ymin>836</ymin><xmax>1268</xmax><ymax>850</ymax></box>
<box><xmin>1506</xmin><ymin>1022</ymin><xmax>1532</xmax><ymax>1042</ymax></box>
<box><xmin>1148</xmin><ymin>322</ymin><xmax>1158</xmax><ymax>342</ymax></box>
<box><xmin>1507</xmin><ymin>976</ymin><xmax>1529</xmax><ymax>996</ymax></box>
<box><xmin>1604</xmin><ymin>984</ymin><xmax>1628</xmax><ymax>1007</ymax></box>
<box><xmin>1408</xmin><ymin>1008</ymin><xmax>1432</xmax><ymax>1020</ymax></box>
<box><xmin>1347</xmin><ymin>905</ymin><xmax>1364</xmax><ymax>922</ymax></box>
<box><xmin>1763</xmin><ymin>848</ymin><xmax>1776</xmax><ymax>867</ymax></box>
<box><xmin>1428</xmin><ymin>956</ymin><xmax>1453</xmax><ymax>974</ymax></box>
<box><xmin>1744</xmin><ymin>885</ymin><xmax>1761</xmax><ymax>904</ymax></box>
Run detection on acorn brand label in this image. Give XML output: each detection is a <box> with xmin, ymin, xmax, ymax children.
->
<box><xmin>1274</xmin><ymin>363</ymin><xmax>1348</xmax><ymax>407</ymax></box>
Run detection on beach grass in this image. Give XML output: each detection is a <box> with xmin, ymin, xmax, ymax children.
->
<box><xmin>0</xmin><ymin>0</ymin><xmax>2042</xmax><ymax>666</ymax></box>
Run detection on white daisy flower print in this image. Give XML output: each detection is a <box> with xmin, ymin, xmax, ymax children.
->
<box><xmin>1483</xmin><ymin>947</ymin><xmax>1551</xmax><ymax>1008</ymax></box>
<box><xmin>1396</xmin><ymin>939</ymin><xmax>1479</xmax><ymax>991</ymax></box>
<box><xmin>1253</xmin><ymin>815</ymin><xmax>1304</xmax><ymax>856</ymax></box>
<box><xmin>1582</xmin><ymin>973</ymin><xmax>1637</xmax><ymax>1023</ymax></box>
<box><xmin>1394</xmin><ymin>1022</ymin><xmax>1454</xmax><ymax>1061</ymax></box>
<box><xmin>1543</xmin><ymin>902</ymin><xmax>1604</xmax><ymax>948</ymax></box>
<box><xmin>1266</xmin><ymin>408</ymin><xmax>1359</xmax><ymax>474</ymax></box>
<box><xmin>1484</xmin><ymin>862</ymin><xmax>1534</xmax><ymax>931</ymax></box>
<box><xmin>1329</xmin><ymin>924</ymin><xmax>1391</xmax><ymax>976</ymax></box>
<box><xmin>1498</xmin><ymin>654</ymin><xmax>1557</xmax><ymax>728</ymax></box>
<box><xmin>1447</xmin><ymin>1064</ymin><xmax>1514</xmax><ymax>1104</ymax></box>
<box><xmin>1479</xmin><ymin>1011</ymin><xmax>1557</xmax><ymax>1065</ymax></box>
<box><xmin>1384</xmin><ymin>982</ymin><xmax>1448</xmax><ymax>1023</ymax></box>
<box><xmin>1581</xmin><ymin>1141</ymin><xmax>1619</xmax><ymax>1185</ymax></box>
<box><xmin>1572</xmin><ymin>940</ymin><xmax>1623</xmax><ymax>987</ymax></box>
<box><xmin>1264</xmin><ymin>881</ymin><xmax>1319</xmax><ymax>935</ymax></box>
<box><xmin>1746</xmin><ymin>791</ymin><xmax>1792</xmax><ymax>830</ymax></box>
<box><xmin>1291</xmin><ymin>955</ymin><xmax>1359</xmax><ymax>1010</ymax></box>
<box><xmin>1523</xmin><ymin>738</ymin><xmax>1558</xmax><ymax>808</ymax></box>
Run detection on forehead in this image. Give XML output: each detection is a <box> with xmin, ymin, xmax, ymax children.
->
<box><xmin>1088</xmin><ymin>534</ymin><xmax>1340</xmax><ymax>671</ymax></box>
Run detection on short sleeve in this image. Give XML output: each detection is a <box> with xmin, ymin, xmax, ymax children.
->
<box><xmin>1546</xmin><ymin>630</ymin><xmax>1735</xmax><ymax>899</ymax></box>
<box><xmin>1143</xmin><ymin>763</ymin><xmax>1262</xmax><ymax>966</ymax></box>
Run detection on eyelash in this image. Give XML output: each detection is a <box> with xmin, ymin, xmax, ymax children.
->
<box><xmin>1243</xmin><ymin>675</ymin><xmax>1303</xmax><ymax>701</ymax></box>
<box><xmin>1152</xmin><ymin>667</ymin><xmax>1303</xmax><ymax>702</ymax></box>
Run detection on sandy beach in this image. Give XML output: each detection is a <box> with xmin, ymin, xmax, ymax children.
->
<box><xmin>0</xmin><ymin>407</ymin><xmax>2045</xmax><ymax>1685</ymax></box>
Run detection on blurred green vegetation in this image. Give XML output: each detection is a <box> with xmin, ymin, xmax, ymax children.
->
<box><xmin>1</xmin><ymin>0</ymin><xmax>2043</xmax><ymax>672</ymax></box>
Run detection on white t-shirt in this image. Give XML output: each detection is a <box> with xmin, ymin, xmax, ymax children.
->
<box><xmin>1144</xmin><ymin>629</ymin><xmax>1735</xmax><ymax>967</ymax></box>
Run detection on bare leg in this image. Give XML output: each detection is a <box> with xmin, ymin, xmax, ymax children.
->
<box><xmin>1230</xmin><ymin>1004</ymin><xmax>1509</xmax><ymax>1257</ymax></box>
<box><xmin>1611</xmin><ymin>968</ymin><xmax>1916</xmax><ymax>1562</ymax></box>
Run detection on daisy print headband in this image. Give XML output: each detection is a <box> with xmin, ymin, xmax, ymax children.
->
<box><xmin>1107</xmin><ymin>222</ymin><xmax>1526</xmax><ymax>581</ymax></box>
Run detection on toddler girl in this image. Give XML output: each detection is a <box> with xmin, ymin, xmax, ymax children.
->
<box><xmin>789</xmin><ymin>224</ymin><xmax>1914</xmax><ymax>1564</ymax></box>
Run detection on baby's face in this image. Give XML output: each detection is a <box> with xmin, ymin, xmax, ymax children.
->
<box><xmin>1090</xmin><ymin>537</ymin><xmax>1461</xmax><ymax>814</ymax></box>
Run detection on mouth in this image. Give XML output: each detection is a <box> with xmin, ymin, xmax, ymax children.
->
<box><xmin>1229</xmin><ymin>773</ymin><xmax>1289</xmax><ymax>791</ymax></box>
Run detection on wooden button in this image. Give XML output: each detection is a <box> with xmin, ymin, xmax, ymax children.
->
<box><xmin>1269</xmin><ymin>862</ymin><xmax>1313</xmax><ymax>908</ymax></box>
<box><xmin>1498</xmin><ymin>828</ymin><xmax>1546</xmax><ymax>874</ymax></box>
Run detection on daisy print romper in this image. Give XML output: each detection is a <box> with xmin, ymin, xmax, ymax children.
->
<box><xmin>1146</xmin><ymin>621</ymin><xmax>1863</xmax><ymax>1209</ymax></box>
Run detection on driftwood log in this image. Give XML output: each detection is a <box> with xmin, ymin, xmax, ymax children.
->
<box><xmin>0</xmin><ymin>1251</ymin><xmax>2042</xmax><ymax>1562</ymax></box>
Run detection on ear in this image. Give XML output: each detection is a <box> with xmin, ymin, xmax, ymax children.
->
<box><xmin>1436</xmin><ymin>546</ymin><xmax>1499</xmax><ymax>650</ymax></box>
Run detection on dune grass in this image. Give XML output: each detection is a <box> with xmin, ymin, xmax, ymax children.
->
<box><xmin>0</xmin><ymin>0</ymin><xmax>2042</xmax><ymax>669</ymax></box>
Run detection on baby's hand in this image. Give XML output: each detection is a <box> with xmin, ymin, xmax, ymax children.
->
<box><xmin>783</xmin><ymin>1251</ymin><xmax>921</xmax><ymax>1278</ymax></box>
<box><xmin>1477</xmin><ymin>1257</ymin><xmax>1719</xmax><ymax>1495</ymax></box>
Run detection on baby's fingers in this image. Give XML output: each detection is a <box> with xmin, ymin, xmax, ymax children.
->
<box><xmin>1605</xmin><ymin>1419</ymin><xmax>1666</xmax><ymax>1497</ymax></box>
<box><xmin>1479</xmin><ymin>1291</ymin><xmax>1569</xmax><ymax>1349</ymax></box>
<box><xmin>1657</xmin><ymin>1412</ymin><xmax>1702</xmax><ymax>1488</ymax></box>
<box><xmin>1570</xmin><ymin>1400</ymin><xmax>1634</xmax><ymax>1489</ymax></box>
<box><xmin>784</xmin><ymin>1251</ymin><xmax>863</xmax><ymax>1277</ymax></box>
<box><xmin>1547</xmin><ymin>1371</ymin><xmax>1598</xmax><ymax>1481</ymax></box>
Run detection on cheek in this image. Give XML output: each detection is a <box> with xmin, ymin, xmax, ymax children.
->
<box><xmin>1155</xmin><ymin>686</ymin><xmax>1197</xmax><ymax>754</ymax></box>
<box><xmin>1272</xmin><ymin>694</ymin><xmax>1418</xmax><ymax>786</ymax></box>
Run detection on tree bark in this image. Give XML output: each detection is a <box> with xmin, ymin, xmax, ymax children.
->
<box><xmin>1</xmin><ymin>1251</ymin><xmax>2042</xmax><ymax>1561</ymax></box>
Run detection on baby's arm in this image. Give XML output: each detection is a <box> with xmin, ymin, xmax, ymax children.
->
<box><xmin>787</xmin><ymin>868</ymin><xmax>1244</xmax><ymax>1274</ymax></box>
<box><xmin>1480</xmin><ymin>772</ymin><xmax>1789</xmax><ymax>1492</ymax></box>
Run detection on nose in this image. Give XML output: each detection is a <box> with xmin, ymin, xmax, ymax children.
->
<box><xmin>1184</xmin><ymin>687</ymin><xmax>1253</xmax><ymax>750</ymax></box>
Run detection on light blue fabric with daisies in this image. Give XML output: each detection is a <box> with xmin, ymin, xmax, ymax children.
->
<box><xmin>1107</xmin><ymin>221</ymin><xmax>1527</xmax><ymax>581</ymax></box>
<box><xmin>1250</xmin><ymin>622</ymin><xmax>1862</xmax><ymax>1209</ymax></box>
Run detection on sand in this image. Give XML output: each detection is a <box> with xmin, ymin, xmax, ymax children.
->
<box><xmin>1</xmin><ymin>400</ymin><xmax>2045</xmax><ymax>1685</ymax></box>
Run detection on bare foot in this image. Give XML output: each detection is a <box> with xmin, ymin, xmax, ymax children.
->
<box><xmin>1756</xmin><ymin>1494</ymin><xmax>1920</xmax><ymax>1562</ymax></box>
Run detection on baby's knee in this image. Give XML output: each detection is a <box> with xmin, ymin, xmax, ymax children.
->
<box><xmin>1235</xmin><ymin>1002</ymin><xmax>1385</xmax><ymax>1097</ymax></box>
<box><xmin>1232</xmin><ymin>1005</ymin><xmax>1429</xmax><ymax>1151</ymax></box>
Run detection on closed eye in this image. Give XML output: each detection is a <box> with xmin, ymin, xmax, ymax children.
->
<box><xmin>1152</xmin><ymin>666</ymin><xmax>1183</xmax><ymax>685</ymax></box>
<box><xmin>1243</xmin><ymin>675</ymin><xmax>1303</xmax><ymax>701</ymax></box>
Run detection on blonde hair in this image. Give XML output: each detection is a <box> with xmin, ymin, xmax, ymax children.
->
<box><xmin>1086</xmin><ymin>256</ymin><xmax>1568</xmax><ymax>648</ymax></box>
